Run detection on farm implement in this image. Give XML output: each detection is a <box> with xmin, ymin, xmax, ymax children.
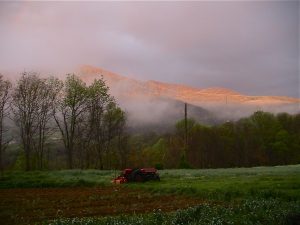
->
<box><xmin>113</xmin><ymin>168</ymin><xmax>160</xmax><ymax>184</ymax></box>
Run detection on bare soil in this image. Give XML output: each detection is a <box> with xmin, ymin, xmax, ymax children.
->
<box><xmin>0</xmin><ymin>186</ymin><xmax>203</xmax><ymax>225</ymax></box>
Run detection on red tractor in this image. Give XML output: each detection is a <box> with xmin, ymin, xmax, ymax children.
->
<box><xmin>113</xmin><ymin>168</ymin><xmax>160</xmax><ymax>184</ymax></box>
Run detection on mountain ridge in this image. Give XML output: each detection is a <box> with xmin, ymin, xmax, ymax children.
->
<box><xmin>78</xmin><ymin>65</ymin><xmax>300</xmax><ymax>107</ymax></box>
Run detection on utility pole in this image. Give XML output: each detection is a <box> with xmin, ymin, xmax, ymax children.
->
<box><xmin>179</xmin><ymin>102</ymin><xmax>190</xmax><ymax>169</ymax></box>
<box><xmin>184</xmin><ymin>103</ymin><xmax>188</xmax><ymax>151</ymax></box>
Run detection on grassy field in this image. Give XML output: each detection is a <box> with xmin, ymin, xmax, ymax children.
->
<box><xmin>131</xmin><ymin>165</ymin><xmax>300</xmax><ymax>201</ymax></box>
<box><xmin>0</xmin><ymin>169</ymin><xmax>114</xmax><ymax>188</ymax></box>
<box><xmin>0</xmin><ymin>165</ymin><xmax>299</xmax><ymax>225</ymax></box>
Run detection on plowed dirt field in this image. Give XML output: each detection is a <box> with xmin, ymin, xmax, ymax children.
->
<box><xmin>0</xmin><ymin>187</ymin><xmax>203</xmax><ymax>225</ymax></box>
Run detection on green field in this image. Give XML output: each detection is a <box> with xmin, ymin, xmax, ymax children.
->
<box><xmin>1</xmin><ymin>165</ymin><xmax>300</xmax><ymax>225</ymax></box>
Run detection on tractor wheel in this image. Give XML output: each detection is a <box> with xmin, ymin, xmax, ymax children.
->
<box><xmin>135</xmin><ymin>174</ymin><xmax>144</xmax><ymax>182</ymax></box>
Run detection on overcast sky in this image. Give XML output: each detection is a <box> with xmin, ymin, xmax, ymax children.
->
<box><xmin>0</xmin><ymin>1</ymin><xmax>299</xmax><ymax>97</ymax></box>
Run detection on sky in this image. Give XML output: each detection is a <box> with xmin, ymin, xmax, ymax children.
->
<box><xmin>0</xmin><ymin>1</ymin><xmax>299</xmax><ymax>98</ymax></box>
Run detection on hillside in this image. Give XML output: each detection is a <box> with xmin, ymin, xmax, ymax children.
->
<box><xmin>78</xmin><ymin>65</ymin><xmax>300</xmax><ymax>129</ymax></box>
<box><xmin>79</xmin><ymin>65</ymin><xmax>300</xmax><ymax>106</ymax></box>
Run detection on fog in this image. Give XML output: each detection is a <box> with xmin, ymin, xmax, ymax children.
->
<box><xmin>200</xmin><ymin>102</ymin><xmax>300</xmax><ymax>121</ymax></box>
<box><xmin>2</xmin><ymin>69</ymin><xmax>299</xmax><ymax>133</ymax></box>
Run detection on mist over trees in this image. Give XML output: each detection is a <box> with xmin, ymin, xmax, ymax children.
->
<box><xmin>1</xmin><ymin>72</ymin><xmax>126</xmax><ymax>171</ymax></box>
<box><xmin>0</xmin><ymin>75</ymin><xmax>11</xmax><ymax>173</ymax></box>
<box><xmin>11</xmin><ymin>73</ymin><xmax>62</xmax><ymax>171</ymax></box>
<box><xmin>0</xmin><ymin>72</ymin><xmax>299</xmax><ymax>171</ymax></box>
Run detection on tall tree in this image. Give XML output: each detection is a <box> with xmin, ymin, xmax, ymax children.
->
<box><xmin>53</xmin><ymin>74</ymin><xmax>87</xmax><ymax>169</ymax></box>
<box><xmin>110</xmin><ymin>104</ymin><xmax>127</xmax><ymax>169</ymax></box>
<box><xmin>85</xmin><ymin>78</ymin><xmax>127</xmax><ymax>170</ymax></box>
<box><xmin>34</xmin><ymin>77</ymin><xmax>63</xmax><ymax>169</ymax></box>
<box><xmin>103</xmin><ymin>101</ymin><xmax>126</xmax><ymax>169</ymax></box>
<box><xmin>85</xmin><ymin>78</ymin><xmax>111</xmax><ymax>169</ymax></box>
<box><xmin>12</xmin><ymin>72</ymin><xmax>44</xmax><ymax>171</ymax></box>
<box><xmin>0</xmin><ymin>75</ymin><xmax>11</xmax><ymax>173</ymax></box>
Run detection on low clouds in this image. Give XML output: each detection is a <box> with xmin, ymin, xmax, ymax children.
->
<box><xmin>0</xmin><ymin>1</ymin><xmax>299</xmax><ymax>97</ymax></box>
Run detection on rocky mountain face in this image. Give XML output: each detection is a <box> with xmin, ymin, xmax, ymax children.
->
<box><xmin>78</xmin><ymin>65</ymin><xmax>300</xmax><ymax>131</ymax></box>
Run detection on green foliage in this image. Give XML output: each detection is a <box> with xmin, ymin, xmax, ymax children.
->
<box><xmin>178</xmin><ymin>154</ymin><xmax>192</xmax><ymax>169</ymax></box>
<box><xmin>64</xmin><ymin>74</ymin><xmax>88</xmax><ymax>107</ymax></box>
<box><xmin>87</xmin><ymin>78</ymin><xmax>110</xmax><ymax>102</ymax></box>
<box><xmin>12</xmin><ymin>150</ymin><xmax>25</xmax><ymax>171</ymax></box>
<box><xmin>44</xmin><ymin>199</ymin><xmax>300</xmax><ymax>225</ymax></box>
<box><xmin>175</xmin><ymin>118</ymin><xmax>196</xmax><ymax>135</ymax></box>
<box><xmin>140</xmin><ymin>138</ymin><xmax>167</xmax><ymax>168</ymax></box>
<box><xmin>165</xmin><ymin>111</ymin><xmax>300</xmax><ymax>169</ymax></box>
<box><xmin>151</xmin><ymin>138</ymin><xmax>166</xmax><ymax>165</ymax></box>
<box><xmin>155</xmin><ymin>163</ymin><xmax>164</xmax><ymax>170</ymax></box>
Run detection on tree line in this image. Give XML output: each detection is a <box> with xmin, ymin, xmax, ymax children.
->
<box><xmin>0</xmin><ymin>72</ymin><xmax>126</xmax><ymax>171</ymax></box>
<box><xmin>129</xmin><ymin>111</ymin><xmax>300</xmax><ymax>169</ymax></box>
